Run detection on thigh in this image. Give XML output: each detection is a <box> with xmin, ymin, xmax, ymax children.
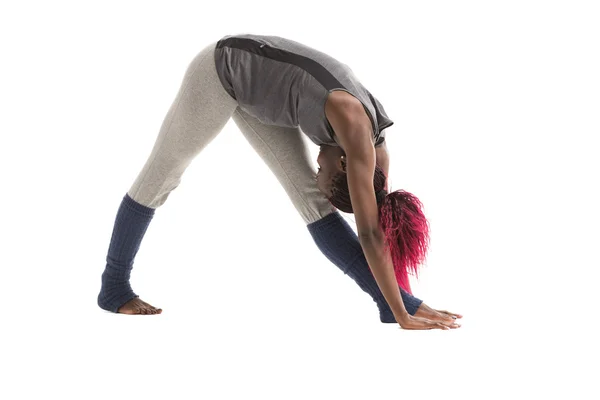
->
<box><xmin>159</xmin><ymin>41</ymin><xmax>238</xmax><ymax>158</ymax></box>
<box><xmin>128</xmin><ymin>41</ymin><xmax>238</xmax><ymax>208</ymax></box>
<box><xmin>231</xmin><ymin>106</ymin><xmax>334</xmax><ymax>224</ymax></box>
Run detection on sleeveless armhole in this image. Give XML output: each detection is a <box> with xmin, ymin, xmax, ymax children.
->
<box><xmin>324</xmin><ymin>88</ymin><xmax>378</xmax><ymax>146</ymax></box>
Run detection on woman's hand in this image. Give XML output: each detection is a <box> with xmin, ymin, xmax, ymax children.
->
<box><xmin>414</xmin><ymin>302</ymin><xmax>463</xmax><ymax>326</ymax></box>
<box><xmin>395</xmin><ymin>313</ymin><xmax>458</xmax><ymax>330</ymax></box>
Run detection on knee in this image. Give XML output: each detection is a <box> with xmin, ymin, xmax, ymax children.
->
<box><xmin>126</xmin><ymin>189</ymin><xmax>165</xmax><ymax>210</ymax></box>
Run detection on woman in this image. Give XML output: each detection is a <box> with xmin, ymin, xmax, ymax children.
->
<box><xmin>97</xmin><ymin>33</ymin><xmax>462</xmax><ymax>330</ymax></box>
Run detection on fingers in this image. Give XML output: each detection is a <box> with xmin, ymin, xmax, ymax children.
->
<box><xmin>423</xmin><ymin>318</ymin><xmax>449</xmax><ymax>330</ymax></box>
<box><xmin>422</xmin><ymin>317</ymin><xmax>450</xmax><ymax>330</ymax></box>
<box><xmin>440</xmin><ymin>313</ymin><xmax>455</xmax><ymax>322</ymax></box>
<box><xmin>399</xmin><ymin>316</ymin><xmax>459</xmax><ymax>330</ymax></box>
<box><xmin>437</xmin><ymin>317</ymin><xmax>461</xmax><ymax>329</ymax></box>
<box><xmin>445</xmin><ymin>322</ymin><xmax>461</xmax><ymax>329</ymax></box>
<box><xmin>429</xmin><ymin>319</ymin><xmax>460</xmax><ymax>330</ymax></box>
<box><xmin>438</xmin><ymin>309</ymin><xmax>463</xmax><ymax>319</ymax></box>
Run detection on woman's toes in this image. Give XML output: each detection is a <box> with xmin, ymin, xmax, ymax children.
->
<box><xmin>137</xmin><ymin>300</ymin><xmax>161</xmax><ymax>314</ymax></box>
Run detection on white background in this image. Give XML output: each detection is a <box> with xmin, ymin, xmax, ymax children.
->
<box><xmin>1</xmin><ymin>0</ymin><xmax>598</xmax><ymax>399</ymax></box>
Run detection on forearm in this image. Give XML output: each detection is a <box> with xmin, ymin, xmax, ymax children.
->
<box><xmin>359</xmin><ymin>232</ymin><xmax>408</xmax><ymax>320</ymax></box>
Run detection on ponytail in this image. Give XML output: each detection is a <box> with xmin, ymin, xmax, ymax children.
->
<box><xmin>378</xmin><ymin>189</ymin><xmax>430</xmax><ymax>295</ymax></box>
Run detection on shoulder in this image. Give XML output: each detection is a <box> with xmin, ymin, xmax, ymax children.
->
<box><xmin>325</xmin><ymin>90</ymin><xmax>373</xmax><ymax>147</ymax></box>
<box><xmin>325</xmin><ymin>90</ymin><xmax>371</xmax><ymax>129</ymax></box>
<box><xmin>325</xmin><ymin>90</ymin><xmax>364</xmax><ymax>115</ymax></box>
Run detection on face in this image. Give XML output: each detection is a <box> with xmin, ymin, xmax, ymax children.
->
<box><xmin>316</xmin><ymin>145</ymin><xmax>346</xmax><ymax>197</ymax></box>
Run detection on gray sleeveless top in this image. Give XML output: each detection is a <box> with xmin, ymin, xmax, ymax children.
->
<box><xmin>213</xmin><ymin>33</ymin><xmax>394</xmax><ymax>147</ymax></box>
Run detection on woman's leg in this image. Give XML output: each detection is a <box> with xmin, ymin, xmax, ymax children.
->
<box><xmin>230</xmin><ymin>107</ymin><xmax>423</xmax><ymax>322</ymax></box>
<box><xmin>232</xmin><ymin>107</ymin><xmax>335</xmax><ymax>223</ymax></box>
<box><xmin>98</xmin><ymin>41</ymin><xmax>239</xmax><ymax>314</ymax></box>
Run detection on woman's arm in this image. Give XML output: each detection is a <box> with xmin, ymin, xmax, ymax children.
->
<box><xmin>325</xmin><ymin>92</ymin><xmax>449</xmax><ymax>330</ymax></box>
<box><xmin>325</xmin><ymin>92</ymin><xmax>408</xmax><ymax>319</ymax></box>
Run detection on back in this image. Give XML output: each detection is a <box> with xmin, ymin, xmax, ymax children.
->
<box><xmin>214</xmin><ymin>33</ymin><xmax>394</xmax><ymax>147</ymax></box>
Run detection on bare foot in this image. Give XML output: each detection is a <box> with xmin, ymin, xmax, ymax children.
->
<box><xmin>117</xmin><ymin>297</ymin><xmax>162</xmax><ymax>315</ymax></box>
<box><xmin>415</xmin><ymin>303</ymin><xmax>461</xmax><ymax>328</ymax></box>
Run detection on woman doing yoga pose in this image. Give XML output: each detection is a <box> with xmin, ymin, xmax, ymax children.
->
<box><xmin>97</xmin><ymin>33</ymin><xmax>462</xmax><ymax>330</ymax></box>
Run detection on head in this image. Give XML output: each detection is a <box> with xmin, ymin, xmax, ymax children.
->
<box><xmin>316</xmin><ymin>145</ymin><xmax>387</xmax><ymax>213</ymax></box>
<box><xmin>315</xmin><ymin>144</ymin><xmax>431</xmax><ymax>295</ymax></box>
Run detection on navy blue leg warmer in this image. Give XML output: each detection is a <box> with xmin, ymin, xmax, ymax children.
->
<box><xmin>97</xmin><ymin>193</ymin><xmax>155</xmax><ymax>312</ymax></box>
<box><xmin>306</xmin><ymin>211</ymin><xmax>423</xmax><ymax>323</ymax></box>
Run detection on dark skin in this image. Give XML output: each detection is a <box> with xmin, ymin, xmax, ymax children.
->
<box><xmin>317</xmin><ymin>143</ymin><xmax>462</xmax><ymax>326</ymax></box>
<box><xmin>316</xmin><ymin>144</ymin><xmax>462</xmax><ymax>326</ymax></box>
<box><xmin>117</xmin><ymin>297</ymin><xmax>161</xmax><ymax>315</ymax></box>
<box><xmin>117</xmin><ymin>91</ymin><xmax>463</xmax><ymax>323</ymax></box>
<box><xmin>321</xmin><ymin>90</ymin><xmax>461</xmax><ymax>330</ymax></box>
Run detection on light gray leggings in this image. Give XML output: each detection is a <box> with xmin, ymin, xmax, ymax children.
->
<box><xmin>127</xmin><ymin>41</ymin><xmax>335</xmax><ymax>224</ymax></box>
